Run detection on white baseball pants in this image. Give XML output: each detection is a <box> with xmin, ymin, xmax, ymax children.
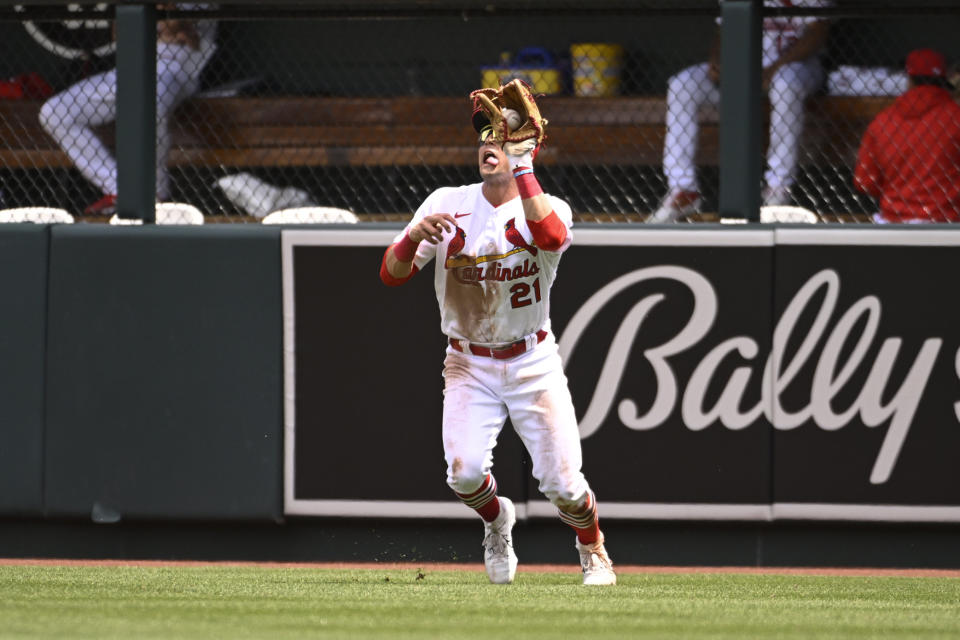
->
<box><xmin>662</xmin><ymin>59</ymin><xmax>824</xmax><ymax>191</ymax></box>
<box><xmin>442</xmin><ymin>333</ymin><xmax>591</xmax><ymax>511</ymax></box>
<box><xmin>39</xmin><ymin>42</ymin><xmax>206</xmax><ymax>199</ymax></box>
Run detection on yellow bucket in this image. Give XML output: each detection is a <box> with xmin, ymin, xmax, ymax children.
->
<box><xmin>571</xmin><ymin>43</ymin><xmax>625</xmax><ymax>97</ymax></box>
<box><xmin>480</xmin><ymin>68</ymin><xmax>563</xmax><ymax>95</ymax></box>
<box><xmin>480</xmin><ymin>47</ymin><xmax>564</xmax><ymax>95</ymax></box>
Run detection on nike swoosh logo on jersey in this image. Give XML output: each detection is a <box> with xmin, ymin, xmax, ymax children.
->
<box><xmin>454</xmin><ymin>212</ymin><xmax>472</xmax><ymax>218</ymax></box>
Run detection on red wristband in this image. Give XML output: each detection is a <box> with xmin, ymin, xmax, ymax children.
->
<box><xmin>392</xmin><ymin>232</ymin><xmax>419</xmax><ymax>262</ymax></box>
<box><xmin>514</xmin><ymin>171</ymin><xmax>543</xmax><ymax>199</ymax></box>
<box><xmin>380</xmin><ymin>246</ymin><xmax>418</xmax><ymax>286</ymax></box>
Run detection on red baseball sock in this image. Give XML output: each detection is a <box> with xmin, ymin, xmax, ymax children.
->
<box><xmin>454</xmin><ymin>474</ymin><xmax>501</xmax><ymax>522</ymax></box>
<box><xmin>559</xmin><ymin>491</ymin><xmax>601</xmax><ymax>545</ymax></box>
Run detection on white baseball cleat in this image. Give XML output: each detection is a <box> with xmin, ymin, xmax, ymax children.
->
<box><xmin>482</xmin><ymin>497</ymin><xmax>518</xmax><ymax>584</ymax></box>
<box><xmin>576</xmin><ymin>535</ymin><xmax>617</xmax><ymax>586</ymax></box>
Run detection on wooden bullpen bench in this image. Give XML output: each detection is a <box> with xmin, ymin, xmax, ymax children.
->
<box><xmin>0</xmin><ymin>93</ymin><xmax>892</xmax><ymax>175</ymax></box>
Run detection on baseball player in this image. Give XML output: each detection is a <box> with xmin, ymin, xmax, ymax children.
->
<box><xmin>39</xmin><ymin>4</ymin><xmax>217</xmax><ymax>216</ymax></box>
<box><xmin>379</xmin><ymin>82</ymin><xmax>616</xmax><ymax>586</ymax></box>
<box><xmin>649</xmin><ymin>0</ymin><xmax>832</xmax><ymax>222</ymax></box>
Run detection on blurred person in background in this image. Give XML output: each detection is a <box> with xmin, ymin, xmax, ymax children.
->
<box><xmin>649</xmin><ymin>0</ymin><xmax>832</xmax><ymax>223</ymax></box>
<box><xmin>854</xmin><ymin>48</ymin><xmax>960</xmax><ymax>224</ymax></box>
<box><xmin>39</xmin><ymin>4</ymin><xmax>217</xmax><ymax>216</ymax></box>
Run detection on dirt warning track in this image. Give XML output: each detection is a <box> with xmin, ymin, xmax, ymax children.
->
<box><xmin>2</xmin><ymin>558</ymin><xmax>959</xmax><ymax>577</ymax></box>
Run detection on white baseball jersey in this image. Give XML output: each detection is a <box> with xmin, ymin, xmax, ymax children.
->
<box><xmin>394</xmin><ymin>183</ymin><xmax>573</xmax><ymax>346</ymax></box>
<box><xmin>716</xmin><ymin>0</ymin><xmax>832</xmax><ymax>68</ymax></box>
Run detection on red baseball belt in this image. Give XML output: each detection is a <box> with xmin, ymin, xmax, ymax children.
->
<box><xmin>449</xmin><ymin>329</ymin><xmax>548</xmax><ymax>359</ymax></box>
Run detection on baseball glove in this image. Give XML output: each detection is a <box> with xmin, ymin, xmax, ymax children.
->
<box><xmin>470</xmin><ymin>78</ymin><xmax>548</xmax><ymax>147</ymax></box>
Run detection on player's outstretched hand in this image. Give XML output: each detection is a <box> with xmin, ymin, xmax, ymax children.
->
<box><xmin>503</xmin><ymin>138</ymin><xmax>537</xmax><ymax>172</ymax></box>
<box><xmin>409</xmin><ymin>213</ymin><xmax>457</xmax><ymax>244</ymax></box>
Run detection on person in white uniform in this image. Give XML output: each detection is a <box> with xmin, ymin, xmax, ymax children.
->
<box><xmin>649</xmin><ymin>0</ymin><xmax>832</xmax><ymax>222</ymax></box>
<box><xmin>39</xmin><ymin>3</ymin><xmax>217</xmax><ymax>215</ymax></box>
<box><xmin>379</xmin><ymin>91</ymin><xmax>616</xmax><ymax>586</ymax></box>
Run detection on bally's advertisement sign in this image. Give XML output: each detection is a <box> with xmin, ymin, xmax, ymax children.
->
<box><xmin>282</xmin><ymin>228</ymin><xmax>960</xmax><ymax>523</ymax></box>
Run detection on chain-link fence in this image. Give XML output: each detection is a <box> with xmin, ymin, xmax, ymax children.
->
<box><xmin>0</xmin><ymin>1</ymin><xmax>957</xmax><ymax>224</ymax></box>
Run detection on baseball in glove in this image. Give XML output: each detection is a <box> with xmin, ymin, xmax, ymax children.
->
<box><xmin>470</xmin><ymin>78</ymin><xmax>548</xmax><ymax>148</ymax></box>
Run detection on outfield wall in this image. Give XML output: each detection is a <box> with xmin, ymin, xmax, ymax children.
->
<box><xmin>2</xmin><ymin>224</ymin><xmax>960</xmax><ymax>565</ymax></box>
<box><xmin>0</xmin><ymin>225</ymin><xmax>48</xmax><ymax>515</ymax></box>
<box><xmin>0</xmin><ymin>225</ymin><xmax>285</xmax><ymax>522</ymax></box>
<box><xmin>284</xmin><ymin>227</ymin><xmax>960</xmax><ymax>524</ymax></box>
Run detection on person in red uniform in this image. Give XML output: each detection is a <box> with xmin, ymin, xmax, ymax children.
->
<box><xmin>854</xmin><ymin>48</ymin><xmax>960</xmax><ymax>223</ymax></box>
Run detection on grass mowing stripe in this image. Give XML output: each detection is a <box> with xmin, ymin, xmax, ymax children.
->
<box><xmin>0</xmin><ymin>566</ymin><xmax>958</xmax><ymax>639</ymax></box>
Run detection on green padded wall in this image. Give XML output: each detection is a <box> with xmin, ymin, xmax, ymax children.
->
<box><xmin>0</xmin><ymin>225</ymin><xmax>49</xmax><ymax>515</ymax></box>
<box><xmin>44</xmin><ymin>226</ymin><xmax>283</xmax><ymax>521</ymax></box>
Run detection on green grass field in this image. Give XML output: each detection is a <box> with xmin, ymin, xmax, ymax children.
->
<box><xmin>1</xmin><ymin>565</ymin><xmax>959</xmax><ymax>639</ymax></box>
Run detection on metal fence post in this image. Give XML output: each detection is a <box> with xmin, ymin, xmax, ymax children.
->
<box><xmin>116</xmin><ymin>3</ymin><xmax>156</xmax><ymax>223</ymax></box>
<box><xmin>718</xmin><ymin>0</ymin><xmax>762</xmax><ymax>222</ymax></box>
